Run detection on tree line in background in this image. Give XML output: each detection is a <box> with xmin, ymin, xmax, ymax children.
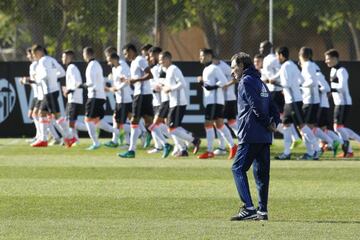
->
<box><xmin>0</xmin><ymin>0</ymin><xmax>360</xmax><ymax>60</ymax></box>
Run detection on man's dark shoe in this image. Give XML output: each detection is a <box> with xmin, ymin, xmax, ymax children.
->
<box><xmin>174</xmin><ymin>150</ymin><xmax>189</xmax><ymax>157</ymax></box>
<box><xmin>255</xmin><ymin>210</ymin><xmax>268</xmax><ymax>221</ymax></box>
<box><xmin>275</xmin><ymin>153</ymin><xmax>291</xmax><ymax>160</ymax></box>
<box><xmin>230</xmin><ymin>206</ymin><xmax>257</xmax><ymax>221</ymax></box>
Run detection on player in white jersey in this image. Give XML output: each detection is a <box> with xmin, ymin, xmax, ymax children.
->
<box><xmin>197</xmin><ymin>48</ymin><xmax>237</xmax><ymax>160</ymax></box>
<box><xmin>118</xmin><ymin>43</ymin><xmax>154</xmax><ymax>158</ymax></box>
<box><xmin>312</xmin><ymin>61</ymin><xmax>342</xmax><ymax>156</ymax></box>
<box><xmin>260</xmin><ymin>41</ymin><xmax>285</xmax><ymax>113</ymax></box>
<box><xmin>81</xmin><ymin>47</ymin><xmax>119</xmax><ymax>150</ymax></box>
<box><xmin>298</xmin><ymin>47</ymin><xmax>339</xmax><ymax>159</ymax></box>
<box><xmin>158</xmin><ymin>51</ymin><xmax>201</xmax><ymax>157</ymax></box>
<box><xmin>325</xmin><ymin>49</ymin><xmax>360</xmax><ymax>158</ymax></box>
<box><xmin>104</xmin><ymin>46</ymin><xmax>132</xmax><ymax>146</ymax></box>
<box><xmin>31</xmin><ymin>44</ymin><xmax>71</xmax><ymax>147</ymax></box>
<box><xmin>103</xmin><ymin>52</ymin><xmax>133</xmax><ymax>148</ymax></box>
<box><xmin>274</xmin><ymin>47</ymin><xmax>319</xmax><ymax>160</ymax></box>
<box><xmin>20</xmin><ymin>48</ymin><xmax>40</xmax><ymax>143</ymax></box>
<box><xmin>145</xmin><ymin>47</ymin><xmax>174</xmax><ymax>157</ymax></box>
<box><xmin>212</xmin><ymin>55</ymin><xmax>238</xmax><ymax>156</ymax></box>
<box><xmin>260</xmin><ymin>41</ymin><xmax>302</xmax><ymax>150</ymax></box>
<box><xmin>61</xmin><ymin>50</ymin><xmax>87</xmax><ymax>147</ymax></box>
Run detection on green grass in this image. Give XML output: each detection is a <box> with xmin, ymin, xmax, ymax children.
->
<box><xmin>0</xmin><ymin>138</ymin><xmax>359</xmax><ymax>239</ymax></box>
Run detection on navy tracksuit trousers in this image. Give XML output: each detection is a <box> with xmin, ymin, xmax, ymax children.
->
<box><xmin>232</xmin><ymin>143</ymin><xmax>270</xmax><ymax>212</ymax></box>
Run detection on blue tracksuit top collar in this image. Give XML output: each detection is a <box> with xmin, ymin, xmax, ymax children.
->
<box><xmin>241</xmin><ymin>65</ymin><xmax>261</xmax><ymax>81</ymax></box>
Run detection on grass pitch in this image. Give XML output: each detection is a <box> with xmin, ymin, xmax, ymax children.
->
<box><xmin>0</xmin><ymin>138</ymin><xmax>359</xmax><ymax>239</ymax></box>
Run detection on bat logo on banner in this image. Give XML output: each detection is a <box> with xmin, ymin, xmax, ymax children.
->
<box><xmin>0</xmin><ymin>79</ymin><xmax>16</xmax><ymax>124</ymax></box>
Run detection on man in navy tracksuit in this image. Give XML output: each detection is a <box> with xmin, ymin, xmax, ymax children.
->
<box><xmin>230</xmin><ymin>52</ymin><xmax>280</xmax><ymax>221</ymax></box>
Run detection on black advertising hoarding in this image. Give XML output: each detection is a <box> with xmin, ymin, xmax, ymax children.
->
<box><xmin>0</xmin><ymin>61</ymin><xmax>359</xmax><ymax>138</ymax></box>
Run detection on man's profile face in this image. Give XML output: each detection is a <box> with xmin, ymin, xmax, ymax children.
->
<box><xmin>231</xmin><ymin>59</ymin><xmax>243</xmax><ymax>80</ymax></box>
<box><xmin>199</xmin><ymin>51</ymin><xmax>211</xmax><ymax>64</ymax></box>
<box><xmin>32</xmin><ymin>50</ymin><xmax>43</xmax><ymax>61</ymax></box>
<box><xmin>149</xmin><ymin>52</ymin><xmax>158</xmax><ymax>65</ymax></box>
<box><xmin>276</xmin><ymin>52</ymin><xmax>285</xmax><ymax>64</ymax></box>
<box><xmin>325</xmin><ymin>55</ymin><xmax>337</xmax><ymax>68</ymax></box>
<box><xmin>253</xmin><ymin>57</ymin><xmax>263</xmax><ymax>71</ymax></box>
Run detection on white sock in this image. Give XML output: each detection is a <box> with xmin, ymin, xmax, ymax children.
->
<box><xmin>122</xmin><ymin>123</ymin><xmax>131</xmax><ymax>144</ymax></box>
<box><xmin>177</xmin><ymin>127</ymin><xmax>192</xmax><ymax>145</ymax></box>
<box><xmin>291</xmin><ymin>124</ymin><xmax>300</xmax><ymax>141</ymax></box>
<box><xmin>304</xmin><ymin>138</ymin><xmax>315</xmax><ymax>155</ymax></box>
<box><xmin>314</xmin><ymin>128</ymin><xmax>333</xmax><ymax>147</ymax></box>
<box><xmin>348</xmin><ymin>144</ymin><xmax>353</xmax><ymax>153</ymax></box>
<box><xmin>159</xmin><ymin>123</ymin><xmax>171</xmax><ymax>138</ymax></box>
<box><xmin>57</xmin><ymin>117</ymin><xmax>72</xmax><ymax>138</ymax></box>
<box><xmin>85</xmin><ymin>121</ymin><xmax>100</xmax><ymax>146</ymax></box>
<box><xmin>344</xmin><ymin>128</ymin><xmax>360</xmax><ymax>142</ymax></box>
<box><xmin>33</xmin><ymin>116</ymin><xmax>41</xmax><ymax>139</ymax></box>
<box><xmin>69</xmin><ymin>128</ymin><xmax>77</xmax><ymax>139</ymax></box>
<box><xmin>51</xmin><ymin>118</ymin><xmax>65</xmax><ymax>138</ymax></box>
<box><xmin>216</xmin><ymin>128</ymin><xmax>226</xmax><ymax>149</ymax></box>
<box><xmin>301</xmin><ymin>125</ymin><xmax>316</xmax><ymax>155</ymax></box>
<box><xmin>217</xmin><ymin>125</ymin><xmax>234</xmax><ymax>147</ymax></box>
<box><xmin>139</xmin><ymin>119</ymin><xmax>147</xmax><ymax>134</ymax></box>
<box><xmin>335</xmin><ymin>127</ymin><xmax>349</xmax><ymax>142</ymax></box>
<box><xmin>129</xmin><ymin>125</ymin><xmax>141</xmax><ymax>151</ymax></box>
<box><xmin>283</xmin><ymin>126</ymin><xmax>292</xmax><ymax>155</ymax></box>
<box><xmin>75</xmin><ymin>121</ymin><xmax>88</xmax><ymax>132</ymax></box>
<box><xmin>48</xmin><ymin>121</ymin><xmax>60</xmax><ymax>140</ymax></box>
<box><xmin>39</xmin><ymin>117</ymin><xmax>49</xmax><ymax>141</ymax></box>
<box><xmin>111</xmin><ymin>121</ymin><xmax>119</xmax><ymax>144</ymax></box>
<box><xmin>150</xmin><ymin>124</ymin><xmax>166</xmax><ymax>147</ymax></box>
<box><xmin>171</xmin><ymin>127</ymin><xmax>194</xmax><ymax>143</ymax></box>
<box><xmin>205</xmin><ymin>127</ymin><xmax>215</xmax><ymax>152</ymax></box>
<box><xmin>98</xmin><ymin>120</ymin><xmax>119</xmax><ymax>134</ymax></box>
<box><xmin>171</xmin><ymin>133</ymin><xmax>186</xmax><ymax>151</ymax></box>
<box><xmin>301</xmin><ymin>125</ymin><xmax>316</xmax><ymax>142</ymax></box>
<box><xmin>327</xmin><ymin>130</ymin><xmax>343</xmax><ymax>144</ymax></box>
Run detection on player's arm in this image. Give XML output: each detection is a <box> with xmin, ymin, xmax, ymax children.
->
<box><xmin>317</xmin><ymin>73</ymin><xmax>330</xmax><ymax>93</ymax></box>
<box><xmin>301</xmin><ymin>64</ymin><xmax>315</xmax><ymax>88</ymax></box>
<box><xmin>202</xmin><ymin>68</ymin><xmax>226</xmax><ymax>91</ymax></box>
<box><xmin>331</xmin><ymin>69</ymin><xmax>347</xmax><ymax>92</ymax></box>
<box><xmin>54</xmin><ymin>59</ymin><xmax>66</xmax><ymax>78</ymax></box>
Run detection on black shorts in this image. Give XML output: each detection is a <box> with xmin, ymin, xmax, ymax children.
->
<box><xmin>158</xmin><ymin>101</ymin><xmax>169</xmax><ymax>119</ymax></box>
<box><xmin>30</xmin><ymin>98</ymin><xmax>38</xmax><ymax>111</ymax></box>
<box><xmin>302</xmin><ymin>104</ymin><xmax>319</xmax><ymax>125</ymax></box>
<box><xmin>114</xmin><ymin>102</ymin><xmax>132</xmax><ymax>124</ymax></box>
<box><xmin>66</xmin><ymin>103</ymin><xmax>83</xmax><ymax>122</ymax></box>
<box><xmin>34</xmin><ymin>99</ymin><xmax>42</xmax><ymax>110</ymax></box>
<box><xmin>224</xmin><ymin>100</ymin><xmax>237</xmax><ymax>120</ymax></box>
<box><xmin>334</xmin><ymin>105</ymin><xmax>351</xmax><ymax>125</ymax></box>
<box><xmin>271</xmin><ymin>91</ymin><xmax>285</xmax><ymax>113</ymax></box>
<box><xmin>317</xmin><ymin>107</ymin><xmax>330</xmax><ymax>128</ymax></box>
<box><xmin>153</xmin><ymin>105</ymin><xmax>161</xmax><ymax>116</ymax></box>
<box><xmin>85</xmin><ymin>98</ymin><xmax>106</xmax><ymax>119</ymax></box>
<box><xmin>282</xmin><ymin>101</ymin><xmax>304</xmax><ymax>126</ymax></box>
<box><xmin>168</xmin><ymin>105</ymin><xmax>186</xmax><ymax>128</ymax></box>
<box><xmin>132</xmin><ymin>94</ymin><xmax>154</xmax><ymax>118</ymax></box>
<box><xmin>40</xmin><ymin>92</ymin><xmax>60</xmax><ymax>113</ymax></box>
<box><xmin>205</xmin><ymin>104</ymin><xmax>224</xmax><ymax>121</ymax></box>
